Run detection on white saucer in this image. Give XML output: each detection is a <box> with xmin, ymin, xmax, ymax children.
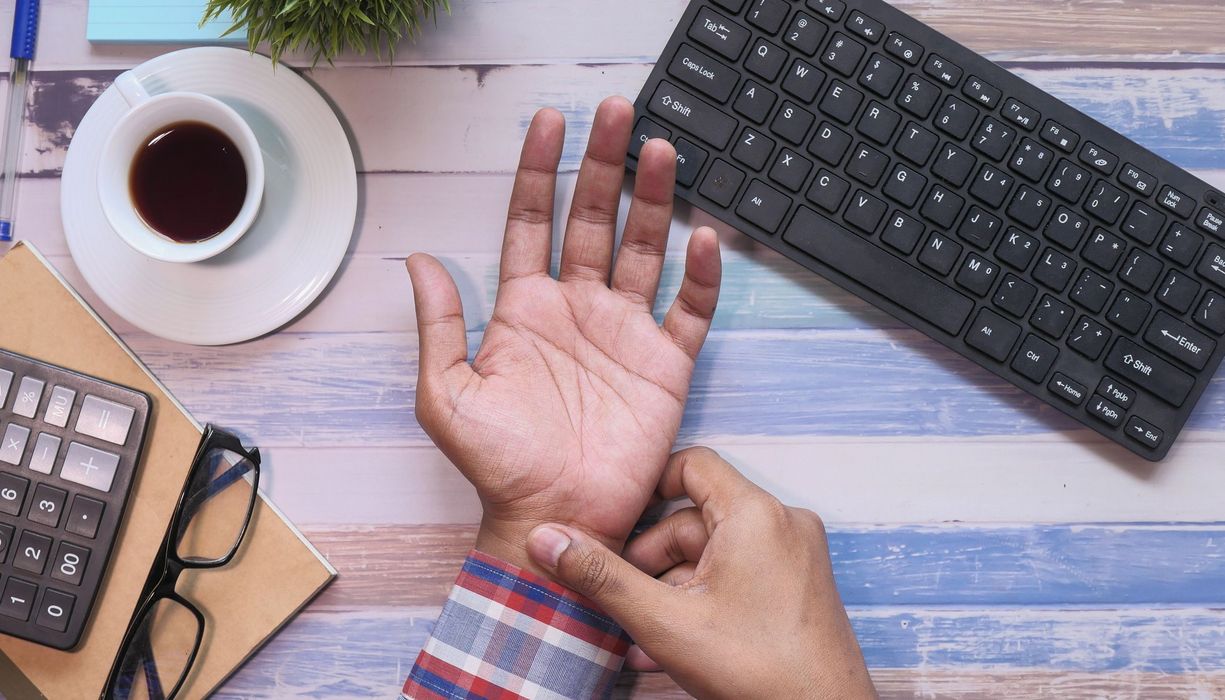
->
<box><xmin>62</xmin><ymin>47</ymin><xmax>357</xmax><ymax>345</ymax></box>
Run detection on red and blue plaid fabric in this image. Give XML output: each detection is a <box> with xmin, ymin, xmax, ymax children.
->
<box><xmin>401</xmin><ymin>550</ymin><xmax>630</xmax><ymax>700</ymax></box>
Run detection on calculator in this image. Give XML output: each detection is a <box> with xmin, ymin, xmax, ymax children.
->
<box><xmin>0</xmin><ymin>349</ymin><xmax>150</xmax><ymax>650</ymax></box>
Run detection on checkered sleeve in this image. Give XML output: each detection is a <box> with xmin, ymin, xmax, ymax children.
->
<box><xmin>400</xmin><ymin>550</ymin><xmax>631</xmax><ymax>700</ymax></box>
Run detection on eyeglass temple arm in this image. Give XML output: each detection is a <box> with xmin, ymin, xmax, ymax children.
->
<box><xmin>179</xmin><ymin>460</ymin><xmax>253</xmax><ymax>524</ymax></box>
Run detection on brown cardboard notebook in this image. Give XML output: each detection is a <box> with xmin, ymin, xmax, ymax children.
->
<box><xmin>0</xmin><ymin>243</ymin><xmax>336</xmax><ymax>698</ymax></box>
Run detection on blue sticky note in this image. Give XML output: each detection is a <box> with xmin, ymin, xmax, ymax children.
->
<box><xmin>87</xmin><ymin>0</ymin><xmax>247</xmax><ymax>43</ymax></box>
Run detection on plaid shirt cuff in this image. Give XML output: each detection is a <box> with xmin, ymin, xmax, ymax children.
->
<box><xmin>401</xmin><ymin>550</ymin><xmax>631</xmax><ymax>700</ymax></box>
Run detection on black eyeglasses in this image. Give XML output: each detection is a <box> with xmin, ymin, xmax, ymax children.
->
<box><xmin>102</xmin><ymin>425</ymin><xmax>261</xmax><ymax>700</ymax></box>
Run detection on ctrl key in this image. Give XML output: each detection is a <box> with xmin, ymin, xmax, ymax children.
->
<box><xmin>1126</xmin><ymin>416</ymin><xmax>1164</xmax><ymax>450</ymax></box>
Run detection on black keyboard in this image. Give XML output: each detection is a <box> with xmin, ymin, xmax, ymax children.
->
<box><xmin>0</xmin><ymin>349</ymin><xmax>150</xmax><ymax>649</ymax></box>
<box><xmin>629</xmin><ymin>0</ymin><xmax>1225</xmax><ymax>461</ymax></box>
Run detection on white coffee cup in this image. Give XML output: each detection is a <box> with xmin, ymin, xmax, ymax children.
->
<box><xmin>98</xmin><ymin>71</ymin><xmax>265</xmax><ymax>263</ymax></box>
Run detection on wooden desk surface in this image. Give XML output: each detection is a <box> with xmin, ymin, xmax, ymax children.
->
<box><xmin>7</xmin><ymin>1</ymin><xmax>1225</xmax><ymax>696</ymax></box>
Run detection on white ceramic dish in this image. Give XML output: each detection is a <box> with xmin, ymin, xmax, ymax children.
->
<box><xmin>62</xmin><ymin>47</ymin><xmax>358</xmax><ymax>345</ymax></box>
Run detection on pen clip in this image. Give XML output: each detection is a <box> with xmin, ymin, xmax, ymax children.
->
<box><xmin>10</xmin><ymin>0</ymin><xmax>40</xmax><ymax>61</ymax></box>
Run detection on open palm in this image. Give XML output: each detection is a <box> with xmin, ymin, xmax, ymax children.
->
<box><xmin>408</xmin><ymin>98</ymin><xmax>721</xmax><ymax>569</ymax></box>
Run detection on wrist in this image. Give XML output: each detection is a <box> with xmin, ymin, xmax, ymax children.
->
<box><xmin>475</xmin><ymin>514</ymin><xmax>623</xmax><ymax>581</ymax></box>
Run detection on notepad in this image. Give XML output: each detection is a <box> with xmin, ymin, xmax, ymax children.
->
<box><xmin>87</xmin><ymin>0</ymin><xmax>247</xmax><ymax>43</ymax></box>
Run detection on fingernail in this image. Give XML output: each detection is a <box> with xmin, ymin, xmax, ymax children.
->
<box><xmin>529</xmin><ymin>526</ymin><xmax>571</xmax><ymax>568</ymax></box>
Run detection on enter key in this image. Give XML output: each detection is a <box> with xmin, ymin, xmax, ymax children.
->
<box><xmin>1145</xmin><ymin>311</ymin><xmax>1218</xmax><ymax>371</ymax></box>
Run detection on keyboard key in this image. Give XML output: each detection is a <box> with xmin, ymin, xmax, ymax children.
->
<box><xmin>969</xmin><ymin>163</ymin><xmax>1012</xmax><ymax>207</ymax></box>
<box><xmin>0</xmin><ymin>522</ymin><xmax>12</xmax><ymax>562</ymax></box>
<box><xmin>1088</xmin><ymin>395</ymin><xmax>1125</xmax><ymax>428</ymax></box>
<box><xmin>1158</xmin><ymin>186</ymin><xmax>1196</xmax><ymax>219</ymax></box>
<box><xmin>955</xmin><ymin>254</ymin><xmax>999</xmax><ymax>297</ymax></box>
<box><xmin>857</xmin><ymin>101</ymin><xmax>900</xmax><ymax>145</ymax></box>
<box><xmin>994</xmin><ymin>275</ymin><xmax>1037</xmax><ymax>317</ymax></box>
<box><xmin>1070</xmin><ymin>269</ymin><xmax>1114</xmax><ymax>313</ymax></box>
<box><xmin>1034</xmin><ymin>248</ymin><xmax>1076</xmax><ymax>291</ymax></box>
<box><xmin>27</xmin><ymin>483</ymin><xmax>66</xmax><ymax>529</ymax></box>
<box><xmin>1084</xmin><ymin>228</ymin><xmax>1126</xmax><ymax>272</ymax></box>
<box><xmin>1196</xmin><ymin>291</ymin><xmax>1225</xmax><ymax>334</ymax></box>
<box><xmin>966</xmin><ymin>309</ymin><xmax>1021</xmax><ymax>362</ymax></box>
<box><xmin>61</xmin><ymin>442</ymin><xmax>121</xmax><ymax>493</ymax></box>
<box><xmin>1047</xmin><ymin>159</ymin><xmax>1091</xmax><ymax>203</ymax></box>
<box><xmin>1097</xmin><ymin>377</ymin><xmax>1136</xmax><ymax>409</ymax></box>
<box><xmin>845</xmin><ymin>10</ymin><xmax>884</xmax><ymax>43</ymax></box>
<box><xmin>12</xmin><ymin>377</ymin><xmax>44</xmax><ymax>419</ymax></box>
<box><xmin>1012</xmin><ymin>334</ymin><xmax>1058</xmax><ymax>383</ymax></box>
<box><xmin>1108</xmin><ymin>291</ymin><xmax>1151</xmax><ymax>334</ymax></box>
<box><xmin>963</xmin><ymin>76</ymin><xmax>1001</xmax><ymax>108</ymax></box>
<box><xmin>1120</xmin><ymin>202</ymin><xmax>1166</xmax><ymax>245</ymax></box>
<box><xmin>736</xmin><ymin>180</ymin><xmax>792</xmax><ymax>233</ymax></box>
<box><xmin>0</xmin><ymin>473</ymin><xmax>28</xmax><ymax>516</ymax></box>
<box><xmin>958</xmin><ymin>207</ymin><xmax>1002</xmax><ymax>250</ymax></box>
<box><xmin>784</xmin><ymin>13</ymin><xmax>827</xmax><ymax>56</ymax></box>
<box><xmin>807</xmin><ymin>169</ymin><xmax>851</xmax><ymax>213</ymax></box>
<box><xmin>819</xmin><ymin>81</ymin><xmax>863</xmax><ymax>125</ymax></box>
<box><xmin>807</xmin><ymin>0</ymin><xmax>845</xmax><ymax>21</ymax></box>
<box><xmin>934</xmin><ymin>95</ymin><xmax>977</xmax><ymax>140</ymax></box>
<box><xmin>773</xmin><ymin>101</ymin><xmax>816</xmax><ymax>143</ymax></box>
<box><xmin>885</xmin><ymin>32</ymin><xmax>923</xmax><ymax>65</ymax></box>
<box><xmin>882</xmin><ymin>212</ymin><xmax>925</xmax><ymax>254</ymax></box>
<box><xmin>52</xmin><ymin>542</ymin><xmax>89</xmax><ymax>587</ymax></box>
<box><xmin>897</xmin><ymin>75</ymin><xmax>940</xmax><ymax>119</ymax></box>
<box><xmin>1105</xmin><ymin>338</ymin><xmax>1195</xmax><ymax>406</ymax></box>
<box><xmin>712</xmin><ymin>0</ymin><xmax>746</xmax><ymax>10</ymax></box>
<box><xmin>745</xmin><ymin>39</ymin><xmax>788</xmax><ymax>82</ymax></box>
<box><xmin>1146</xmin><ymin>312</ymin><xmax>1216</xmax><ymax>371</ymax></box>
<box><xmin>1031</xmin><ymin>295</ymin><xmax>1074</xmax><ymax>338</ymax></box>
<box><xmin>1009</xmin><ymin>139</ymin><xmax>1053</xmax><ymax>182</ymax></box>
<box><xmin>1069</xmin><ymin>317</ymin><xmax>1111</xmax><ymax>360</ymax></box>
<box><xmin>883</xmin><ymin>164</ymin><xmax>926</xmax><ymax>208</ymax></box>
<box><xmin>1080</xmin><ymin>142</ymin><xmax>1119</xmax><ymax>175</ymax></box>
<box><xmin>920</xmin><ymin>185</ymin><xmax>964</xmax><ymax>229</ymax></box>
<box><xmin>923</xmin><ymin>54</ymin><xmax>962</xmax><ymax>87</ymax></box>
<box><xmin>0</xmin><ymin>578</ymin><xmax>36</xmax><ymax>621</ymax></box>
<box><xmin>1161</xmin><ymin>224</ymin><xmax>1203</xmax><ymax>266</ymax></box>
<box><xmin>0</xmin><ymin>423</ymin><xmax>30</xmax><ymax>466</ymax></box>
<box><xmin>996</xmin><ymin>228</ymin><xmax>1039</xmax><ymax>270</ymax></box>
<box><xmin>1049</xmin><ymin>373</ymin><xmax>1088</xmax><ymax>405</ymax></box>
<box><xmin>648</xmin><ymin>82</ymin><xmax>736</xmax><ymax>150</ymax></box>
<box><xmin>1002</xmin><ymin>99</ymin><xmax>1040</xmax><ymax>131</ymax></box>
<box><xmin>732</xmin><ymin>128</ymin><xmax>775</xmax><ymax>170</ymax></box>
<box><xmin>746</xmin><ymin>0</ymin><xmax>790</xmax><ymax>34</ymax></box>
<box><xmin>858</xmin><ymin>55</ymin><xmax>903</xmax><ymax>99</ymax></box>
<box><xmin>919</xmin><ymin>233</ymin><xmax>962</xmax><ymax>275</ymax></box>
<box><xmin>0</xmin><ymin>369</ymin><xmax>11</xmax><ymax>407</ymax></box>
<box><xmin>35</xmin><ymin>589</ymin><xmax>75</xmax><ymax>633</ymax></box>
<box><xmin>768</xmin><ymin>148</ymin><xmax>813</xmax><ymax>192</ymax></box>
<box><xmin>1197</xmin><ymin>244</ymin><xmax>1225</xmax><ymax>290</ymax></box>
<box><xmin>808</xmin><ymin>121</ymin><xmax>852</xmax><ymax>165</ymax></box>
<box><xmin>1120</xmin><ymin>250</ymin><xmax>1163</xmax><ymax>293</ymax></box>
<box><xmin>1157</xmin><ymin>270</ymin><xmax>1200</xmax><ymax>314</ymax></box>
<box><xmin>1119</xmin><ymin>163</ymin><xmax>1158</xmax><ymax>197</ymax></box>
<box><xmin>1041</xmin><ymin>120</ymin><xmax>1080</xmax><ymax>153</ymax></box>
<box><xmin>65</xmin><ymin>495</ymin><xmax>104</xmax><ymax>539</ymax></box>
<box><xmin>844</xmin><ymin>190</ymin><xmax>888</xmax><ymax>234</ymax></box>
<box><xmin>784</xmin><ymin>208</ymin><xmax>974</xmax><ymax>335</ymax></box>
<box><xmin>674</xmin><ymin>139</ymin><xmax>708</xmax><ymax>187</ymax></box>
<box><xmin>668</xmin><ymin>44</ymin><xmax>740</xmax><ymax>103</ymax></box>
<box><xmin>847</xmin><ymin>143</ymin><xmax>889</xmax><ymax>186</ymax></box>
<box><xmin>895</xmin><ymin>122</ymin><xmax>938</xmax><ymax>166</ymax></box>
<box><xmin>688</xmin><ymin>8</ymin><xmax>751</xmax><ymax>61</ymax></box>
<box><xmin>972</xmin><ymin>118</ymin><xmax>1016</xmax><ymax>162</ymax></box>
<box><xmin>1006</xmin><ymin>186</ymin><xmax>1050</xmax><ymax>230</ymax></box>
<box><xmin>1198</xmin><ymin>207</ymin><xmax>1224</xmax><ymax>237</ymax></box>
<box><xmin>632</xmin><ymin>120</ymin><xmax>672</xmax><ymax>161</ymax></box>
<box><xmin>934</xmin><ymin>144</ymin><xmax>976</xmax><ymax>188</ymax></box>
<box><xmin>14</xmin><ymin>530</ymin><xmax>51</xmax><ymax>574</ymax></box>
<box><xmin>782</xmin><ymin>59</ymin><xmax>824</xmax><ymax>102</ymax></box>
<box><xmin>821</xmin><ymin>32</ymin><xmax>866</xmax><ymax>77</ymax></box>
<box><xmin>733</xmin><ymin>81</ymin><xmax>777</xmax><ymax>124</ymax></box>
<box><xmin>76</xmin><ymin>395</ymin><xmax>137</xmax><ymax>446</ymax></box>
<box><xmin>1045</xmin><ymin>207</ymin><xmax>1088</xmax><ymax>250</ymax></box>
<box><xmin>1125</xmin><ymin>416</ymin><xmax>1164</xmax><ymax>450</ymax></box>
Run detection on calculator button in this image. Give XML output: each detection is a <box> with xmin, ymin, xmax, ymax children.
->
<box><xmin>0</xmin><ymin>578</ymin><xmax>37</xmax><ymax>621</ymax></box>
<box><xmin>44</xmin><ymin>386</ymin><xmax>76</xmax><ymax>428</ymax></box>
<box><xmin>0</xmin><ymin>423</ymin><xmax>30</xmax><ymax>465</ymax></box>
<box><xmin>0</xmin><ymin>369</ymin><xmax>12</xmax><ymax>407</ymax></box>
<box><xmin>75</xmin><ymin>395</ymin><xmax>137</xmax><ymax>446</ymax></box>
<box><xmin>0</xmin><ymin>523</ymin><xmax>13</xmax><ymax>562</ymax></box>
<box><xmin>65</xmin><ymin>495</ymin><xmax>104</xmax><ymax>539</ymax></box>
<box><xmin>51</xmin><ymin>542</ymin><xmax>89</xmax><ymax>587</ymax></box>
<box><xmin>14</xmin><ymin>531</ymin><xmax>52</xmax><ymax>575</ymax></box>
<box><xmin>0</xmin><ymin>473</ymin><xmax>28</xmax><ymax>516</ymax></box>
<box><xmin>12</xmin><ymin>377</ymin><xmax>44</xmax><ymax>418</ymax></box>
<box><xmin>29</xmin><ymin>433</ymin><xmax>60</xmax><ymax>475</ymax></box>
<box><xmin>61</xmin><ymin>442</ymin><xmax>121</xmax><ymax>493</ymax></box>
<box><xmin>36</xmin><ymin>589</ymin><xmax>75</xmax><ymax>633</ymax></box>
<box><xmin>27</xmin><ymin>483</ymin><xmax>67</xmax><ymax>529</ymax></box>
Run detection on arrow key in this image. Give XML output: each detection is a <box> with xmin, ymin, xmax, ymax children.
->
<box><xmin>1126</xmin><ymin>416</ymin><xmax>1164</xmax><ymax>450</ymax></box>
<box><xmin>1048</xmin><ymin>373</ymin><xmax>1088</xmax><ymax>406</ymax></box>
<box><xmin>1096</xmin><ymin>377</ymin><xmax>1136</xmax><ymax>409</ymax></box>
<box><xmin>1088</xmin><ymin>395</ymin><xmax>1125</xmax><ymax>428</ymax></box>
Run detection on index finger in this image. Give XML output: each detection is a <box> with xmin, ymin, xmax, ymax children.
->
<box><xmin>656</xmin><ymin>447</ymin><xmax>768</xmax><ymax>523</ymax></box>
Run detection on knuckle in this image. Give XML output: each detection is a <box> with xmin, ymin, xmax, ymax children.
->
<box><xmin>575</xmin><ymin>549</ymin><xmax>616</xmax><ymax>597</ymax></box>
<box><xmin>794</xmin><ymin>507</ymin><xmax>827</xmax><ymax>538</ymax></box>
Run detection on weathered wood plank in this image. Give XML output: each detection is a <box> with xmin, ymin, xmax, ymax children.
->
<box><xmin>301</xmin><ymin>524</ymin><xmax>1225</xmax><ymax>609</ymax></box>
<box><xmin>12</xmin><ymin>66</ymin><xmax>1225</xmax><ymax>177</ymax></box>
<box><xmin>22</xmin><ymin>0</ymin><xmax>1225</xmax><ymax>71</ymax></box>
<box><xmin>214</xmin><ymin>606</ymin><xmax>1225</xmax><ymax>696</ymax></box>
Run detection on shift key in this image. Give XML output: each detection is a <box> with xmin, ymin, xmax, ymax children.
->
<box><xmin>1105</xmin><ymin>338</ymin><xmax>1195</xmax><ymax>407</ymax></box>
<box><xmin>648</xmin><ymin>82</ymin><xmax>737</xmax><ymax>150</ymax></box>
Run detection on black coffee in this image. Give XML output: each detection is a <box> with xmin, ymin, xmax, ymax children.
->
<box><xmin>129</xmin><ymin>121</ymin><xmax>248</xmax><ymax>243</ymax></box>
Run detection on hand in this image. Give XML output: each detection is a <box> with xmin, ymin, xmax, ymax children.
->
<box><xmin>407</xmin><ymin>97</ymin><xmax>722</xmax><ymax>575</ymax></box>
<box><xmin>525</xmin><ymin>447</ymin><xmax>877</xmax><ymax>700</ymax></box>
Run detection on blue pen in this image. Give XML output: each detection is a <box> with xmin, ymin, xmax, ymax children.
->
<box><xmin>0</xmin><ymin>0</ymin><xmax>40</xmax><ymax>242</ymax></box>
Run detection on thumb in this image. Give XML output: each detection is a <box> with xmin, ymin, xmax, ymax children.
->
<box><xmin>528</xmin><ymin>525</ymin><xmax>674</xmax><ymax>639</ymax></box>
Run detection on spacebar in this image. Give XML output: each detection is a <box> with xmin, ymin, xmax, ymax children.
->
<box><xmin>783</xmin><ymin>207</ymin><xmax>974</xmax><ymax>335</ymax></box>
